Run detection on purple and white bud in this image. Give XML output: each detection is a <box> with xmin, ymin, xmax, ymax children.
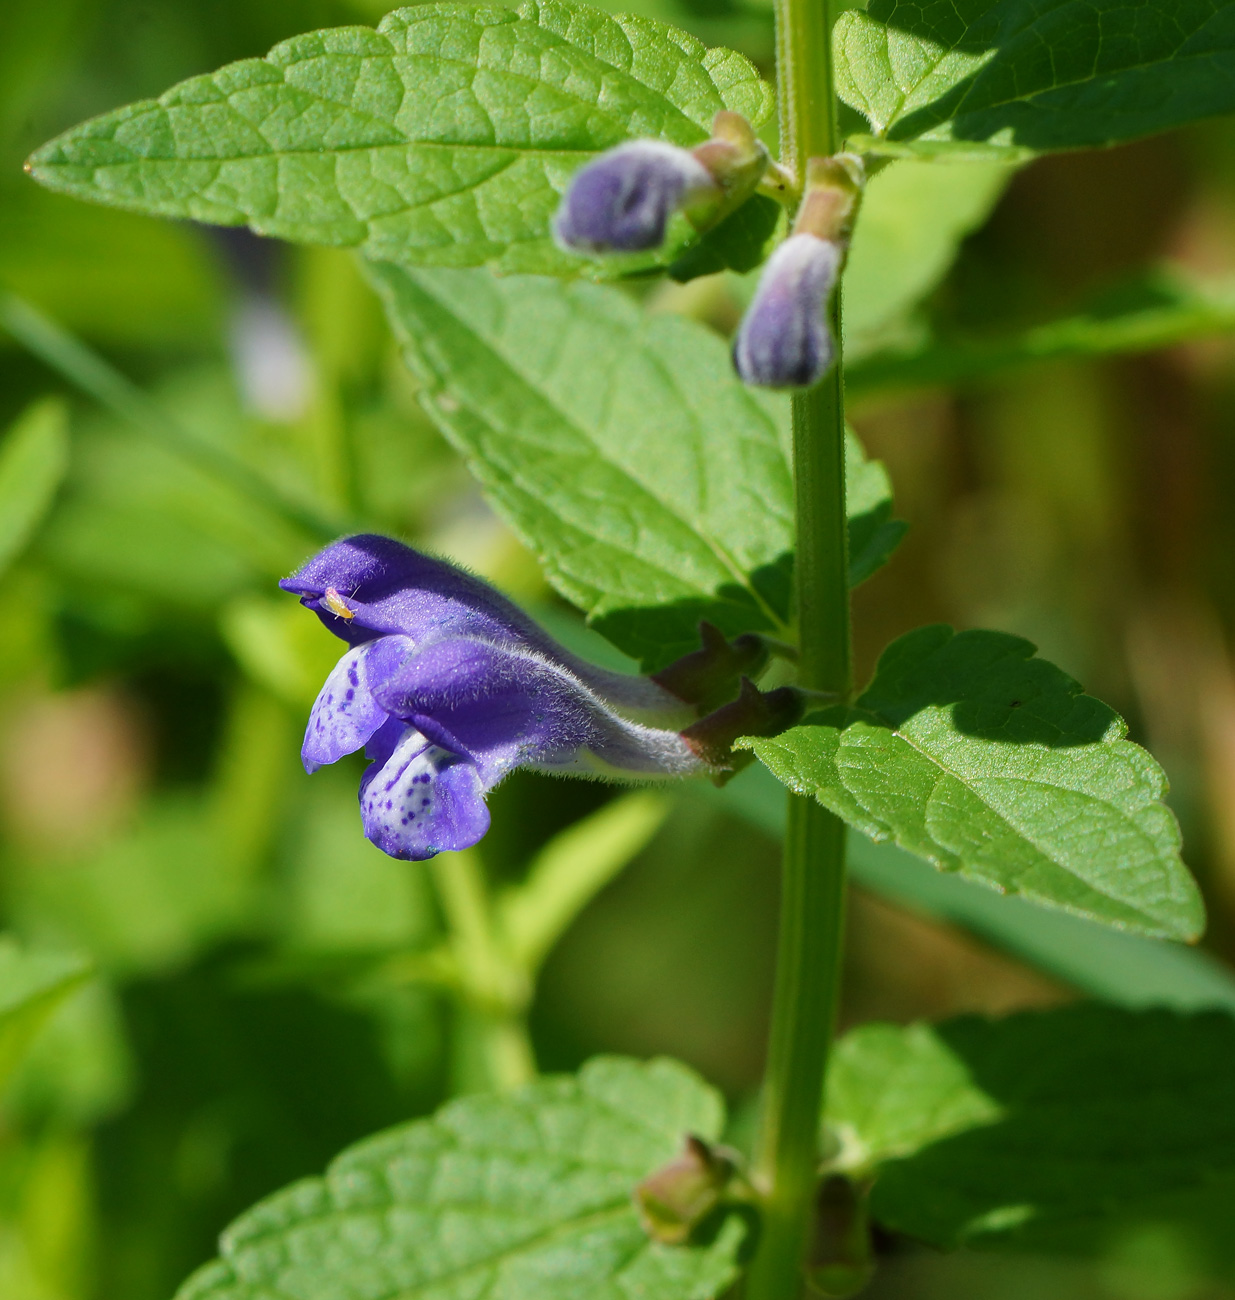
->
<box><xmin>553</xmin><ymin>140</ymin><xmax>718</xmax><ymax>254</ymax></box>
<box><xmin>732</xmin><ymin>233</ymin><xmax>842</xmax><ymax>390</ymax></box>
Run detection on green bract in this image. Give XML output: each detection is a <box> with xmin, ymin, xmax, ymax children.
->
<box><xmin>836</xmin><ymin>0</ymin><xmax>1235</xmax><ymax>161</ymax></box>
<box><xmin>26</xmin><ymin>1</ymin><xmax>772</xmax><ymax>276</ymax></box>
<box><xmin>176</xmin><ymin>1056</ymin><xmax>745</xmax><ymax>1300</ymax></box>
<box><xmin>746</xmin><ymin>625</ymin><xmax>1203</xmax><ymax>939</ymax></box>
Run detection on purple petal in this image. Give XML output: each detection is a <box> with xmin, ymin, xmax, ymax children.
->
<box><xmin>279</xmin><ymin>535</ymin><xmax>683</xmax><ymax>715</ymax></box>
<box><xmin>733</xmin><ymin>234</ymin><xmax>842</xmax><ymax>390</ymax></box>
<box><xmin>553</xmin><ymin>141</ymin><xmax>716</xmax><ymax>253</ymax></box>
<box><xmin>369</xmin><ymin>637</ymin><xmax>704</xmax><ymax>786</ymax></box>
<box><xmin>302</xmin><ymin>635</ymin><xmax>414</xmax><ymax>772</ymax></box>
<box><xmin>359</xmin><ymin>720</ymin><xmax>489</xmax><ymax>860</ymax></box>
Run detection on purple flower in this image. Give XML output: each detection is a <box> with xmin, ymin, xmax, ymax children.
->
<box><xmin>280</xmin><ymin>536</ymin><xmax>704</xmax><ymax>860</ymax></box>
<box><xmin>553</xmin><ymin>140</ymin><xmax>718</xmax><ymax>254</ymax></box>
<box><xmin>732</xmin><ymin>234</ymin><xmax>843</xmax><ymax>390</ymax></box>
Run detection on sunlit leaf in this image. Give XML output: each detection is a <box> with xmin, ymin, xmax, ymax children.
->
<box><xmin>27</xmin><ymin>1</ymin><xmax>772</xmax><ymax>277</ymax></box>
<box><xmin>176</xmin><ymin>1055</ymin><xmax>744</xmax><ymax>1300</ymax></box>
<box><xmin>746</xmin><ymin>625</ymin><xmax>1203</xmax><ymax>939</ymax></box>
<box><xmin>708</xmin><ymin>766</ymin><xmax>1235</xmax><ymax>1011</ymax></box>
<box><xmin>369</xmin><ymin>262</ymin><xmax>904</xmax><ymax>669</ymax></box>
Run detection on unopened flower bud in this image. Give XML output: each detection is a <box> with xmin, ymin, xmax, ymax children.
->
<box><xmin>634</xmin><ymin>1135</ymin><xmax>738</xmax><ymax>1244</ymax></box>
<box><xmin>553</xmin><ymin>140</ymin><xmax>718</xmax><ymax>254</ymax></box>
<box><xmin>732</xmin><ymin>233</ymin><xmax>842</xmax><ymax>389</ymax></box>
<box><xmin>806</xmin><ymin>1174</ymin><xmax>875</xmax><ymax>1298</ymax></box>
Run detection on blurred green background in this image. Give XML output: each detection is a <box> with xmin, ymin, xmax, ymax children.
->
<box><xmin>3</xmin><ymin>1</ymin><xmax>1235</xmax><ymax>1298</ymax></box>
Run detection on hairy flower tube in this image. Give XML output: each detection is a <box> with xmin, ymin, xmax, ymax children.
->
<box><xmin>732</xmin><ymin>233</ymin><xmax>843</xmax><ymax>389</ymax></box>
<box><xmin>280</xmin><ymin>535</ymin><xmax>712</xmax><ymax>860</ymax></box>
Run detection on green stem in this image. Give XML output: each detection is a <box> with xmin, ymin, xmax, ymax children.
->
<box><xmin>430</xmin><ymin>851</ymin><xmax>536</xmax><ymax>1093</ymax></box>
<box><xmin>748</xmin><ymin>0</ymin><xmax>851</xmax><ymax>1296</ymax></box>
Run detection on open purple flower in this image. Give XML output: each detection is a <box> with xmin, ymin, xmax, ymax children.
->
<box><xmin>280</xmin><ymin>535</ymin><xmax>705</xmax><ymax>860</ymax></box>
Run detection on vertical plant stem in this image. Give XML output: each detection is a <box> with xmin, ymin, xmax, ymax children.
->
<box><xmin>748</xmin><ymin>0</ymin><xmax>851</xmax><ymax>1296</ymax></box>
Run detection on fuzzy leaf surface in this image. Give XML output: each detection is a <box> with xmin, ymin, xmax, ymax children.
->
<box><xmin>176</xmin><ymin>1055</ymin><xmax>743</xmax><ymax>1300</ymax></box>
<box><xmin>746</xmin><ymin>625</ymin><xmax>1203</xmax><ymax>939</ymax></box>
<box><xmin>827</xmin><ymin>1007</ymin><xmax>1235</xmax><ymax>1249</ymax></box>
<box><xmin>369</xmin><ymin>262</ymin><xmax>903</xmax><ymax>669</ymax></box>
<box><xmin>836</xmin><ymin>0</ymin><xmax>1235</xmax><ymax>161</ymax></box>
<box><xmin>27</xmin><ymin>1</ymin><xmax>772</xmax><ymax>276</ymax></box>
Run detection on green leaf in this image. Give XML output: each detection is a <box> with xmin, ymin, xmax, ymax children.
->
<box><xmin>745</xmin><ymin>624</ymin><xmax>1203</xmax><ymax>939</ymax></box>
<box><xmin>0</xmin><ymin>398</ymin><xmax>69</xmax><ymax>579</ymax></box>
<box><xmin>827</xmin><ymin>1007</ymin><xmax>1235</xmax><ymax>1249</ymax></box>
<box><xmin>367</xmin><ymin>261</ymin><xmax>904</xmax><ymax>669</ymax></box>
<box><xmin>705</xmin><ymin>765</ymin><xmax>1235</xmax><ymax>1012</ymax></box>
<box><xmin>27</xmin><ymin>1</ymin><xmax>772</xmax><ymax>277</ymax></box>
<box><xmin>0</xmin><ymin>936</ymin><xmax>92</xmax><ymax>1093</ymax></box>
<box><xmin>835</xmin><ymin>0</ymin><xmax>1235</xmax><ymax>161</ymax></box>
<box><xmin>847</xmin><ymin>267</ymin><xmax>1235</xmax><ymax>396</ymax></box>
<box><xmin>844</xmin><ymin>430</ymin><xmax>907</xmax><ymax>588</ymax></box>
<box><xmin>844</xmin><ymin>158</ymin><xmax>1015</xmax><ymax>355</ymax></box>
<box><xmin>176</xmin><ymin>1055</ymin><xmax>744</xmax><ymax>1300</ymax></box>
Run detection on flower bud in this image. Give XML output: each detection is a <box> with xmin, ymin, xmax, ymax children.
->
<box><xmin>634</xmin><ymin>1135</ymin><xmax>738</xmax><ymax>1244</ymax></box>
<box><xmin>553</xmin><ymin>140</ymin><xmax>718</xmax><ymax>254</ymax></box>
<box><xmin>732</xmin><ymin>233</ymin><xmax>842</xmax><ymax>389</ymax></box>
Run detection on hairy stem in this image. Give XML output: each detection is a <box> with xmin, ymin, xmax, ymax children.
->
<box><xmin>747</xmin><ymin>0</ymin><xmax>851</xmax><ymax>1295</ymax></box>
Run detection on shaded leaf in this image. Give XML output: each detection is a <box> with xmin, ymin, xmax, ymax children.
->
<box><xmin>368</xmin><ymin>262</ymin><xmax>903</xmax><ymax>669</ymax></box>
<box><xmin>27</xmin><ymin>1</ymin><xmax>772</xmax><ymax>277</ymax></box>
<box><xmin>836</xmin><ymin>0</ymin><xmax>1235</xmax><ymax>161</ymax></box>
<box><xmin>746</xmin><ymin>625</ymin><xmax>1203</xmax><ymax>939</ymax></box>
<box><xmin>827</xmin><ymin>1007</ymin><xmax>1235</xmax><ymax>1249</ymax></box>
<box><xmin>176</xmin><ymin>1055</ymin><xmax>744</xmax><ymax>1300</ymax></box>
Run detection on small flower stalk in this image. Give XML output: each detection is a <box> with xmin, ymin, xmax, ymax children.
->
<box><xmin>282</xmin><ymin>537</ymin><xmax>803</xmax><ymax>860</ymax></box>
<box><xmin>733</xmin><ymin>154</ymin><xmax>865</xmax><ymax>391</ymax></box>
<box><xmin>553</xmin><ymin>111</ymin><xmax>769</xmax><ymax>255</ymax></box>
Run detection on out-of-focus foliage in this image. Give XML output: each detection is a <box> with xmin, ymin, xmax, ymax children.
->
<box><xmin>3</xmin><ymin>3</ymin><xmax>1235</xmax><ymax>1300</ymax></box>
